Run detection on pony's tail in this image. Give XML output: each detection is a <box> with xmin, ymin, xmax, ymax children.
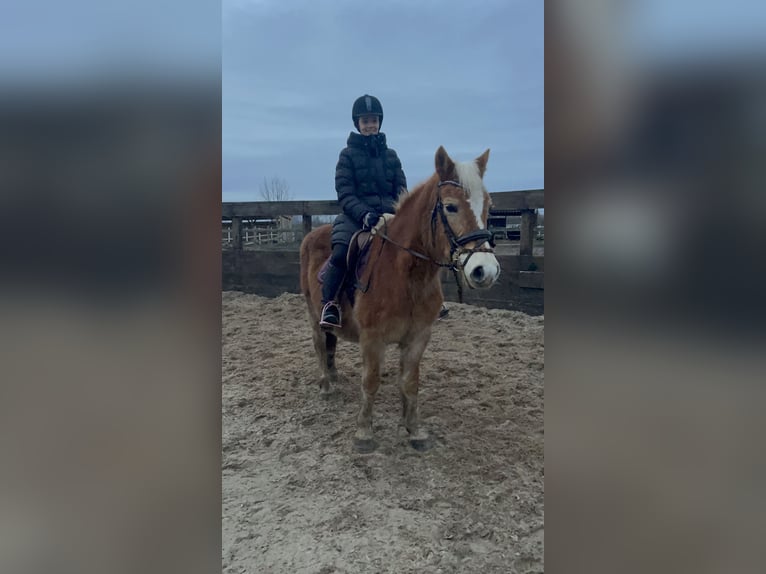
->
<box><xmin>299</xmin><ymin>235</ymin><xmax>310</xmax><ymax>296</ymax></box>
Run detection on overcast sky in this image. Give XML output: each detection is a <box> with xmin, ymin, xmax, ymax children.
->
<box><xmin>222</xmin><ymin>0</ymin><xmax>543</xmax><ymax>202</ymax></box>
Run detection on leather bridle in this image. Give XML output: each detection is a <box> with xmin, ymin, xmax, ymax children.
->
<box><xmin>433</xmin><ymin>180</ymin><xmax>496</xmax><ymax>271</ymax></box>
<box><xmin>369</xmin><ymin>179</ymin><xmax>496</xmax><ymax>301</ymax></box>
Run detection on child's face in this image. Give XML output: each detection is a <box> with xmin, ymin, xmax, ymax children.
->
<box><xmin>358</xmin><ymin>115</ymin><xmax>380</xmax><ymax>135</ymax></box>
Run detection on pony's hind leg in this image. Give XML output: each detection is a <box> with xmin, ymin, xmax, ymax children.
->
<box><xmin>399</xmin><ymin>327</ymin><xmax>432</xmax><ymax>451</ymax></box>
<box><xmin>311</xmin><ymin>327</ymin><xmax>338</xmax><ymax>396</ymax></box>
<box><xmin>354</xmin><ymin>337</ymin><xmax>385</xmax><ymax>453</ymax></box>
<box><xmin>325</xmin><ymin>331</ymin><xmax>338</xmax><ymax>391</ymax></box>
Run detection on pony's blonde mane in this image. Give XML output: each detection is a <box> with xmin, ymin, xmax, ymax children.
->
<box><xmin>394</xmin><ymin>172</ymin><xmax>439</xmax><ymax>214</ymax></box>
<box><xmin>395</xmin><ymin>159</ymin><xmax>487</xmax><ymax>227</ymax></box>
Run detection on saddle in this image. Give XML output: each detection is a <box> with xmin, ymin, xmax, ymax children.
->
<box><xmin>317</xmin><ymin>215</ymin><xmax>393</xmax><ymax>304</ymax></box>
<box><xmin>346</xmin><ymin>229</ymin><xmax>374</xmax><ymax>280</ymax></box>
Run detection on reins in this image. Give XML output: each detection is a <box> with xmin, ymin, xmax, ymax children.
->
<box><xmin>370</xmin><ymin>224</ymin><xmax>453</xmax><ymax>268</ymax></box>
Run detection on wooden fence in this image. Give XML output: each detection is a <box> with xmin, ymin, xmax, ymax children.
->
<box><xmin>223</xmin><ymin>190</ymin><xmax>542</xmax><ymax>254</ymax></box>
<box><xmin>222</xmin><ymin>190</ymin><xmax>544</xmax><ymax>314</ymax></box>
<box><xmin>222</xmin><ymin>228</ymin><xmax>297</xmax><ymax>246</ymax></box>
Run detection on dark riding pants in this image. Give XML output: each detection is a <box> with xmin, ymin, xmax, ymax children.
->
<box><xmin>322</xmin><ymin>243</ymin><xmax>348</xmax><ymax>303</ymax></box>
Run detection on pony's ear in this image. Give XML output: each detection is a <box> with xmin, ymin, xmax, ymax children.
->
<box><xmin>475</xmin><ymin>148</ymin><xmax>490</xmax><ymax>177</ymax></box>
<box><xmin>435</xmin><ymin>146</ymin><xmax>455</xmax><ymax>180</ymax></box>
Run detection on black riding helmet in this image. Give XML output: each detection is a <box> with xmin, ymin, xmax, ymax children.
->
<box><xmin>352</xmin><ymin>94</ymin><xmax>383</xmax><ymax>130</ymax></box>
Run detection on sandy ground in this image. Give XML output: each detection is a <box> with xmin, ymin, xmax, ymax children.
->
<box><xmin>222</xmin><ymin>291</ymin><xmax>544</xmax><ymax>573</ymax></box>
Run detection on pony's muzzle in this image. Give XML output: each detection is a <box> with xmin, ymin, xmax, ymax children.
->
<box><xmin>463</xmin><ymin>253</ymin><xmax>500</xmax><ymax>289</ymax></box>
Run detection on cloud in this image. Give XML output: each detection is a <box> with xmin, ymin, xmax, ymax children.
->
<box><xmin>223</xmin><ymin>0</ymin><xmax>543</xmax><ymax>200</ymax></box>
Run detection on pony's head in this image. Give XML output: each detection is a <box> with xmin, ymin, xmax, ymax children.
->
<box><xmin>433</xmin><ymin>146</ymin><xmax>501</xmax><ymax>289</ymax></box>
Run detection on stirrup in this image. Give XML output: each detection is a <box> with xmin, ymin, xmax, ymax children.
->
<box><xmin>319</xmin><ymin>301</ymin><xmax>342</xmax><ymax>329</ymax></box>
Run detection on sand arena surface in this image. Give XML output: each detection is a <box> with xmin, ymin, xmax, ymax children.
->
<box><xmin>223</xmin><ymin>291</ymin><xmax>544</xmax><ymax>573</ymax></box>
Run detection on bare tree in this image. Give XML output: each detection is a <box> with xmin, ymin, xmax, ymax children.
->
<box><xmin>259</xmin><ymin>177</ymin><xmax>291</xmax><ymax>201</ymax></box>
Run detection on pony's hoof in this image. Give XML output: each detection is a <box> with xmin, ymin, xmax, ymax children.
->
<box><xmin>318</xmin><ymin>377</ymin><xmax>337</xmax><ymax>397</ymax></box>
<box><xmin>409</xmin><ymin>437</ymin><xmax>432</xmax><ymax>452</ymax></box>
<box><xmin>353</xmin><ymin>438</ymin><xmax>378</xmax><ymax>454</ymax></box>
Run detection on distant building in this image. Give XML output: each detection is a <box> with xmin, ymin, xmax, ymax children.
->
<box><xmin>222</xmin><ymin>215</ymin><xmax>296</xmax><ymax>246</ymax></box>
<box><xmin>247</xmin><ymin>215</ymin><xmax>291</xmax><ymax>230</ymax></box>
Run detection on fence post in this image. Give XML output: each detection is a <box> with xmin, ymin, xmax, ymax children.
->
<box><xmin>519</xmin><ymin>209</ymin><xmax>537</xmax><ymax>268</ymax></box>
<box><xmin>232</xmin><ymin>216</ymin><xmax>243</xmax><ymax>251</ymax></box>
<box><xmin>302</xmin><ymin>214</ymin><xmax>312</xmax><ymax>237</ymax></box>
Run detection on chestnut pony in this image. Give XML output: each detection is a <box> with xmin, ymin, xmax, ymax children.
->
<box><xmin>300</xmin><ymin>146</ymin><xmax>501</xmax><ymax>452</ymax></box>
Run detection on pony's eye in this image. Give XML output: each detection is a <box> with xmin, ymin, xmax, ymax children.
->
<box><xmin>445</xmin><ymin>204</ymin><xmax>458</xmax><ymax>213</ymax></box>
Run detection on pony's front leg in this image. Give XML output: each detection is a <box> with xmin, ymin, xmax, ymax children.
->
<box><xmin>354</xmin><ymin>336</ymin><xmax>385</xmax><ymax>453</ymax></box>
<box><xmin>399</xmin><ymin>327</ymin><xmax>432</xmax><ymax>451</ymax></box>
<box><xmin>311</xmin><ymin>326</ymin><xmax>338</xmax><ymax>396</ymax></box>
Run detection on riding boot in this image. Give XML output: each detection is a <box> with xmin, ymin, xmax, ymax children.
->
<box><xmin>320</xmin><ymin>261</ymin><xmax>345</xmax><ymax>328</ymax></box>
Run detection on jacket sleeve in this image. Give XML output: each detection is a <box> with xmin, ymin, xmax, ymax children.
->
<box><xmin>335</xmin><ymin>150</ymin><xmax>374</xmax><ymax>224</ymax></box>
<box><xmin>391</xmin><ymin>151</ymin><xmax>408</xmax><ymax>195</ymax></box>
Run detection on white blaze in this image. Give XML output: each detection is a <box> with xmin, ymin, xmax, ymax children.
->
<box><xmin>454</xmin><ymin>160</ymin><xmax>501</xmax><ymax>288</ymax></box>
<box><xmin>454</xmin><ymin>161</ymin><xmax>486</xmax><ymax>230</ymax></box>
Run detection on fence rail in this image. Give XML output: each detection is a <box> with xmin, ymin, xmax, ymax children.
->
<box><xmin>222</xmin><ymin>229</ymin><xmax>296</xmax><ymax>246</ymax></box>
<box><xmin>222</xmin><ymin>189</ymin><xmax>543</xmax><ymax>256</ymax></box>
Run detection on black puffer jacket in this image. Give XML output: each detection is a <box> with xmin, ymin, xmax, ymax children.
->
<box><xmin>331</xmin><ymin>132</ymin><xmax>407</xmax><ymax>246</ymax></box>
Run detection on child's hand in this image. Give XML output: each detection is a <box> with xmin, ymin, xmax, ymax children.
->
<box><xmin>363</xmin><ymin>212</ymin><xmax>381</xmax><ymax>230</ymax></box>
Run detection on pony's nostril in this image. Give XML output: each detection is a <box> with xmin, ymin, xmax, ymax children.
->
<box><xmin>471</xmin><ymin>266</ymin><xmax>485</xmax><ymax>282</ymax></box>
